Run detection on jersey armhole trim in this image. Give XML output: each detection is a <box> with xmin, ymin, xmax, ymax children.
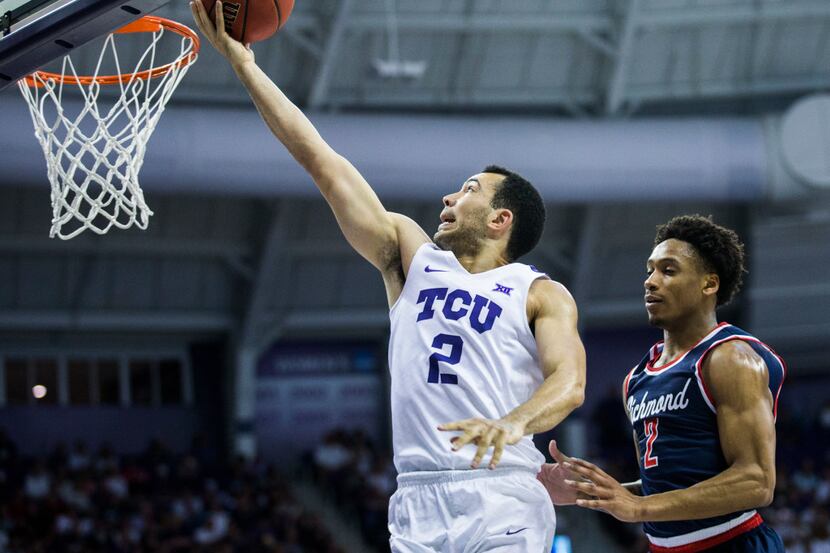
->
<box><xmin>522</xmin><ymin>273</ymin><xmax>554</xmax><ymax>339</ymax></box>
<box><xmin>623</xmin><ymin>365</ymin><xmax>637</xmax><ymax>399</ymax></box>
<box><xmin>693</xmin><ymin>335</ymin><xmax>785</xmax><ymax>417</ymax></box>
<box><xmin>389</xmin><ymin>242</ymin><xmax>436</xmax><ymax>315</ymax></box>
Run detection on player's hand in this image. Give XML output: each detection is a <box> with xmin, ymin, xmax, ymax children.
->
<box><xmin>536</xmin><ymin>440</ymin><xmax>590</xmax><ymax>505</ymax></box>
<box><xmin>438</xmin><ymin>417</ymin><xmax>525</xmax><ymax>469</ymax></box>
<box><xmin>190</xmin><ymin>0</ymin><xmax>255</xmax><ymax>67</ymax></box>
<box><xmin>563</xmin><ymin>458</ymin><xmax>645</xmax><ymax>522</ymax></box>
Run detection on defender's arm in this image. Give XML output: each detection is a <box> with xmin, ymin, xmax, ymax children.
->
<box><xmin>191</xmin><ymin>1</ymin><xmax>409</xmax><ymax>271</ymax></box>
<box><xmin>566</xmin><ymin>340</ymin><xmax>775</xmax><ymax>522</ymax></box>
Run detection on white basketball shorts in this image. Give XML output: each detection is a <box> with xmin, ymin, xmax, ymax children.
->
<box><xmin>388</xmin><ymin>467</ymin><xmax>556</xmax><ymax>553</ymax></box>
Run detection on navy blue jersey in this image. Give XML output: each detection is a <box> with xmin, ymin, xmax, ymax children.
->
<box><xmin>623</xmin><ymin>323</ymin><xmax>786</xmax><ymax>553</ymax></box>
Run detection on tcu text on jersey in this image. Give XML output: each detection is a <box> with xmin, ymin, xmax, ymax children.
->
<box><xmin>415</xmin><ymin>287</ymin><xmax>503</xmax><ymax>333</ymax></box>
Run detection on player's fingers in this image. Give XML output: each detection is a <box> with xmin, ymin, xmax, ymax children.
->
<box><xmin>570</xmin><ymin>458</ymin><xmax>605</xmax><ymax>475</ymax></box>
<box><xmin>563</xmin><ymin>460</ymin><xmax>603</xmax><ymax>481</ymax></box>
<box><xmin>215</xmin><ymin>1</ymin><xmax>228</xmax><ymax>38</ymax></box>
<box><xmin>488</xmin><ymin>433</ymin><xmax>507</xmax><ymax>469</ymax></box>
<box><xmin>451</xmin><ymin>430</ymin><xmax>479</xmax><ymax>451</ymax></box>
<box><xmin>564</xmin><ymin>479</ymin><xmax>596</xmax><ymax>494</ymax></box>
<box><xmin>549</xmin><ymin>440</ymin><xmax>569</xmax><ymax>464</ymax></box>
<box><xmin>438</xmin><ymin>419</ymin><xmax>473</xmax><ymax>432</ymax></box>
<box><xmin>471</xmin><ymin>428</ymin><xmax>497</xmax><ymax>469</ymax></box>
<box><xmin>189</xmin><ymin>2</ymin><xmax>211</xmax><ymax>35</ymax></box>
<box><xmin>567</xmin><ymin>479</ymin><xmax>615</xmax><ymax>500</ymax></box>
<box><xmin>575</xmin><ymin>498</ymin><xmax>609</xmax><ymax>513</ymax></box>
<box><xmin>196</xmin><ymin>1</ymin><xmax>222</xmax><ymax>45</ymax></box>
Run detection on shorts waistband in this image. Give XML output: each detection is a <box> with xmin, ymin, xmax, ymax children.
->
<box><xmin>396</xmin><ymin>466</ymin><xmax>538</xmax><ymax>488</ymax></box>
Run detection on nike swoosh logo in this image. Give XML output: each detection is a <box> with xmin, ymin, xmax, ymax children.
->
<box><xmin>506</xmin><ymin>528</ymin><xmax>528</xmax><ymax>536</ymax></box>
<box><xmin>424</xmin><ymin>266</ymin><xmax>447</xmax><ymax>273</ymax></box>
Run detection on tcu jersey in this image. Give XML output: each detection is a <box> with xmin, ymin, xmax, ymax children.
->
<box><xmin>388</xmin><ymin>243</ymin><xmax>548</xmax><ymax>474</ymax></box>
<box><xmin>624</xmin><ymin>323</ymin><xmax>786</xmax><ymax>553</ymax></box>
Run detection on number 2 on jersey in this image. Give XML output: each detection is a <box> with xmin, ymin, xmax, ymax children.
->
<box><xmin>428</xmin><ymin>334</ymin><xmax>463</xmax><ymax>385</ymax></box>
<box><xmin>643</xmin><ymin>418</ymin><xmax>659</xmax><ymax>469</ymax></box>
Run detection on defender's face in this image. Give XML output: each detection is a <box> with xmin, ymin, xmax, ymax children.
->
<box><xmin>434</xmin><ymin>172</ymin><xmax>502</xmax><ymax>245</ymax></box>
<box><xmin>644</xmin><ymin>239</ymin><xmax>712</xmax><ymax>327</ymax></box>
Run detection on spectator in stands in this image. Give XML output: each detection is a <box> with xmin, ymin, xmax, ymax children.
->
<box><xmin>0</xmin><ymin>435</ymin><xmax>345</xmax><ymax>553</ymax></box>
<box><xmin>23</xmin><ymin>460</ymin><xmax>50</xmax><ymax>500</ymax></box>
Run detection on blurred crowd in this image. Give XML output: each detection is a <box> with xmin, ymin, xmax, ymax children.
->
<box><xmin>0</xmin><ymin>431</ymin><xmax>343</xmax><ymax>553</ymax></box>
<box><xmin>308</xmin><ymin>429</ymin><xmax>396</xmax><ymax>551</ymax></box>
<box><xmin>764</xmin><ymin>399</ymin><xmax>830</xmax><ymax>553</ymax></box>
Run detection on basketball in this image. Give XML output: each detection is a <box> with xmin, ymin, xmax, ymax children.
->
<box><xmin>202</xmin><ymin>0</ymin><xmax>294</xmax><ymax>44</ymax></box>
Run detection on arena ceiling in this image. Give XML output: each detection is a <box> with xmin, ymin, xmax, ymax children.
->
<box><xmin>146</xmin><ymin>0</ymin><xmax>830</xmax><ymax>115</ymax></box>
<box><xmin>1</xmin><ymin>0</ymin><xmax>830</xmax><ymax>376</ymax></box>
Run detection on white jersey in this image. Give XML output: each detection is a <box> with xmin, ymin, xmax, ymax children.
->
<box><xmin>388</xmin><ymin>243</ymin><xmax>548</xmax><ymax>474</ymax></box>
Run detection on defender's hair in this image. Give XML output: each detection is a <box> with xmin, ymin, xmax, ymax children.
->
<box><xmin>654</xmin><ymin>214</ymin><xmax>747</xmax><ymax>306</ymax></box>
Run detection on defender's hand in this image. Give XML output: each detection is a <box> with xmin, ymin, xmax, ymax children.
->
<box><xmin>190</xmin><ymin>0</ymin><xmax>255</xmax><ymax>67</ymax></box>
<box><xmin>438</xmin><ymin>417</ymin><xmax>525</xmax><ymax>469</ymax></box>
<box><xmin>564</xmin><ymin>458</ymin><xmax>645</xmax><ymax>522</ymax></box>
<box><xmin>537</xmin><ymin>440</ymin><xmax>588</xmax><ymax>506</ymax></box>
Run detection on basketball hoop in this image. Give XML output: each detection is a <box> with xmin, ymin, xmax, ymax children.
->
<box><xmin>18</xmin><ymin>16</ymin><xmax>200</xmax><ymax>239</ymax></box>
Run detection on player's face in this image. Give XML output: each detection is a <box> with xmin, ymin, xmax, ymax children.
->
<box><xmin>433</xmin><ymin>172</ymin><xmax>503</xmax><ymax>255</ymax></box>
<box><xmin>644</xmin><ymin>239</ymin><xmax>715</xmax><ymax>327</ymax></box>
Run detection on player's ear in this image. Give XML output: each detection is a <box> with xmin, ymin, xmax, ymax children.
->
<box><xmin>702</xmin><ymin>273</ymin><xmax>719</xmax><ymax>299</ymax></box>
<box><xmin>488</xmin><ymin>208</ymin><xmax>513</xmax><ymax>232</ymax></box>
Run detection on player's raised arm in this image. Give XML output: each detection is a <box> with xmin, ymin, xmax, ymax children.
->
<box><xmin>190</xmin><ymin>0</ymin><xmax>398</xmax><ymax>271</ymax></box>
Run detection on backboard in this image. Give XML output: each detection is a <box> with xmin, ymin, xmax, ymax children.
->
<box><xmin>0</xmin><ymin>0</ymin><xmax>170</xmax><ymax>91</ymax></box>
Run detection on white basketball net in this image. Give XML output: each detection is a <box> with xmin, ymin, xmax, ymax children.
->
<box><xmin>18</xmin><ymin>21</ymin><xmax>197</xmax><ymax>239</ymax></box>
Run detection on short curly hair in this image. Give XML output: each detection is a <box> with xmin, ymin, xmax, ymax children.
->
<box><xmin>654</xmin><ymin>214</ymin><xmax>747</xmax><ymax>307</ymax></box>
<box><xmin>484</xmin><ymin>165</ymin><xmax>546</xmax><ymax>262</ymax></box>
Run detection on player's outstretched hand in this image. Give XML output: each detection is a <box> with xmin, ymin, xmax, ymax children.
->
<box><xmin>536</xmin><ymin>440</ymin><xmax>587</xmax><ymax>505</ymax></box>
<box><xmin>438</xmin><ymin>417</ymin><xmax>524</xmax><ymax>470</ymax></box>
<box><xmin>563</xmin><ymin>457</ymin><xmax>644</xmax><ymax>522</ymax></box>
<box><xmin>190</xmin><ymin>0</ymin><xmax>254</xmax><ymax>67</ymax></box>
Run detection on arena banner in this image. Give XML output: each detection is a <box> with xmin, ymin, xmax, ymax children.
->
<box><xmin>254</xmin><ymin>342</ymin><xmax>383</xmax><ymax>462</ymax></box>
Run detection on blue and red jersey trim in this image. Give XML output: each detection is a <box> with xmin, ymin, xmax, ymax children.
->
<box><xmin>647</xmin><ymin>512</ymin><xmax>763</xmax><ymax>553</ymax></box>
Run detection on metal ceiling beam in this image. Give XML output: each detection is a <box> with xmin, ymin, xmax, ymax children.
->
<box><xmin>240</xmin><ymin>201</ymin><xmax>295</xmax><ymax>348</ymax></box>
<box><xmin>281</xmin><ymin>308</ymin><xmax>390</xmax><ymax>330</ymax></box>
<box><xmin>333</xmin><ymin>90</ymin><xmax>600</xmax><ymax>108</ymax></box>
<box><xmin>576</xmin><ymin>29</ymin><xmax>618</xmax><ymax>59</ymax></box>
<box><xmin>626</xmin><ymin>76</ymin><xmax>830</xmax><ymax>101</ymax></box>
<box><xmin>0</xmin><ymin>311</ymin><xmax>232</xmax><ymax>331</ymax></box>
<box><xmin>233</xmin><ymin>201</ymin><xmax>297</xmax><ymax>459</ymax></box>
<box><xmin>570</xmin><ymin>206</ymin><xmax>602</xmax><ymax>332</ymax></box>
<box><xmin>0</xmin><ymin>237</ymin><xmax>249</xmax><ymax>258</ymax></box>
<box><xmin>0</xmin><ymin>236</ymin><xmax>254</xmax><ymax>280</ymax></box>
<box><xmin>640</xmin><ymin>2</ymin><xmax>830</xmax><ymax>27</ymax></box>
<box><xmin>282</xmin><ymin>27</ymin><xmax>323</xmax><ymax>60</ymax></box>
<box><xmin>606</xmin><ymin>0</ymin><xmax>642</xmax><ymax>115</ymax></box>
<box><xmin>347</xmin><ymin>13</ymin><xmax>611</xmax><ymax>32</ymax></box>
<box><xmin>308</xmin><ymin>0</ymin><xmax>354</xmax><ymax>110</ymax></box>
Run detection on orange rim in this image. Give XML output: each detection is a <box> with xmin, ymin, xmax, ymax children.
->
<box><xmin>23</xmin><ymin>16</ymin><xmax>200</xmax><ymax>87</ymax></box>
